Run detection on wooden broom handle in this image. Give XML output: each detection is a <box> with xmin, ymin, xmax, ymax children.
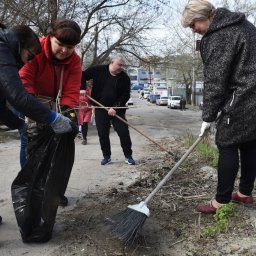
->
<box><xmin>144</xmin><ymin>136</ymin><xmax>203</xmax><ymax>204</ymax></box>
<box><xmin>86</xmin><ymin>94</ymin><xmax>174</xmax><ymax>156</ymax></box>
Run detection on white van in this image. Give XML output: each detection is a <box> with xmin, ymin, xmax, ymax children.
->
<box><xmin>167</xmin><ymin>96</ymin><xmax>181</xmax><ymax>109</ymax></box>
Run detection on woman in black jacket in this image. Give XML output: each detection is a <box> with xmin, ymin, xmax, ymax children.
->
<box><xmin>182</xmin><ymin>0</ymin><xmax>256</xmax><ymax>213</ymax></box>
<box><xmin>0</xmin><ymin>23</ymin><xmax>74</xmax><ymax>224</ymax></box>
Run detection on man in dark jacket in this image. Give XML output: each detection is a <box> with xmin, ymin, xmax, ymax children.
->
<box><xmin>0</xmin><ymin>23</ymin><xmax>75</xmax><ymax>224</ymax></box>
<box><xmin>182</xmin><ymin>0</ymin><xmax>256</xmax><ymax>213</ymax></box>
<box><xmin>82</xmin><ymin>54</ymin><xmax>135</xmax><ymax>165</ymax></box>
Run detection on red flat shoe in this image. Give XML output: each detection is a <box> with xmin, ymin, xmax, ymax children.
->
<box><xmin>196</xmin><ymin>201</ymin><xmax>217</xmax><ymax>214</ymax></box>
<box><xmin>232</xmin><ymin>192</ymin><xmax>253</xmax><ymax>206</ymax></box>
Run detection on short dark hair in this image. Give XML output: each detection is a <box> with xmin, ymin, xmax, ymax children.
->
<box><xmin>10</xmin><ymin>25</ymin><xmax>41</xmax><ymax>54</ymax></box>
<box><xmin>47</xmin><ymin>18</ymin><xmax>81</xmax><ymax>45</ymax></box>
<box><xmin>0</xmin><ymin>23</ymin><xmax>7</xmax><ymax>29</ymax></box>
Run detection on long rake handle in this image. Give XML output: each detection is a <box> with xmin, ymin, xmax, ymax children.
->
<box><xmin>86</xmin><ymin>94</ymin><xmax>174</xmax><ymax>156</ymax></box>
<box><xmin>144</xmin><ymin>136</ymin><xmax>203</xmax><ymax>204</ymax></box>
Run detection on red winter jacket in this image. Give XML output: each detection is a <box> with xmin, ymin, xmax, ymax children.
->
<box><xmin>19</xmin><ymin>36</ymin><xmax>82</xmax><ymax>107</ymax></box>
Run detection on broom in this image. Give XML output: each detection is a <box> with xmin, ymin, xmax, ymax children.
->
<box><xmin>109</xmin><ymin>135</ymin><xmax>204</xmax><ymax>245</ymax></box>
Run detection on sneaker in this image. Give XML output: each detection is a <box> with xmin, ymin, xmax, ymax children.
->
<box><xmin>59</xmin><ymin>195</ymin><xmax>68</xmax><ymax>207</ymax></box>
<box><xmin>101</xmin><ymin>157</ymin><xmax>111</xmax><ymax>165</ymax></box>
<box><xmin>82</xmin><ymin>138</ymin><xmax>87</xmax><ymax>145</ymax></box>
<box><xmin>77</xmin><ymin>132</ymin><xmax>83</xmax><ymax>139</ymax></box>
<box><xmin>125</xmin><ymin>155</ymin><xmax>135</xmax><ymax>165</ymax></box>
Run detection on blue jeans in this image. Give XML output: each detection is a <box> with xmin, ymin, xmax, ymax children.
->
<box><xmin>12</xmin><ymin>109</ymin><xmax>27</xmax><ymax>168</ymax></box>
<box><xmin>19</xmin><ymin>127</ymin><xmax>28</xmax><ymax>168</ymax></box>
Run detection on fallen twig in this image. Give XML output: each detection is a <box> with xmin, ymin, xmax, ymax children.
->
<box><xmin>169</xmin><ymin>238</ymin><xmax>187</xmax><ymax>248</ymax></box>
<box><xmin>175</xmin><ymin>194</ymin><xmax>208</xmax><ymax>199</ymax></box>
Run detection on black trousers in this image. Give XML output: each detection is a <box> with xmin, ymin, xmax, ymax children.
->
<box><xmin>95</xmin><ymin>109</ymin><xmax>132</xmax><ymax>158</ymax></box>
<box><xmin>216</xmin><ymin>139</ymin><xmax>256</xmax><ymax>203</ymax></box>
<box><xmin>81</xmin><ymin>122</ymin><xmax>88</xmax><ymax>140</ymax></box>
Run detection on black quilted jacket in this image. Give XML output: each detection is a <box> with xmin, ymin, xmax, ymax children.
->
<box><xmin>201</xmin><ymin>8</ymin><xmax>256</xmax><ymax>147</ymax></box>
<box><xmin>0</xmin><ymin>26</ymin><xmax>52</xmax><ymax>129</ymax></box>
<box><xmin>82</xmin><ymin>65</ymin><xmax>130</xmax><ymax>114</ymax></box>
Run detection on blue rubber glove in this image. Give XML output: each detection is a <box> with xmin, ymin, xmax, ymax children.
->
<box><xmin>50</xmin><ymin>113</ymin><xmax>72</xmax><ymax>134</ymax></box>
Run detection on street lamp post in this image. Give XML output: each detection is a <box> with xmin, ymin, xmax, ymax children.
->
<box><xmin>148</xmin><ymin>63</ymin><xmax>152</xmax><ymax>85</ymax></box>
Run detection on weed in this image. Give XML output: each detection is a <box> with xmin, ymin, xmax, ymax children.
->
<box><xmin>196</xmin><ymin>142</ymin><xmax>218</xmax><ymax>167</ymax></box>
<box><xmin>202</xmin><ymin>203</ymin><xmax>235</xmax><ymax>237</ymax></box>
<box><xmin>184</xmin><ymin>133</ymin><xmax>218</xmax><ymax>167</ymax></box>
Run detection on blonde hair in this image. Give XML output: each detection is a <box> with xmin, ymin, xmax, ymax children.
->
<box><xmin>181</xmin><ymin>0</ymin><xmax>216</xmax><ymax>28</ymax></box>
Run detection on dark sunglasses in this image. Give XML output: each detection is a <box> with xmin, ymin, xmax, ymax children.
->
<box><xmin>27</xmin><ymin>49</ymin><xmax>36</xmax><ymax>61</ymax></box>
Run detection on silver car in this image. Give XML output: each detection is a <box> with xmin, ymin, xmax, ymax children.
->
<box><xmin>156</xmin><ymin>96</ymin><xmax>168</xmax><ymax>106</ymax></box>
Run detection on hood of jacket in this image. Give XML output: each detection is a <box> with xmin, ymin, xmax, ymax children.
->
<box><xmin>205</xmin><ymin>8</ymin><xmax>245</xmax><ymax>36</ymax></box>
<box><xmin>0</xmin><ymin>27</ymin><xmax>24</xmax><ymax>69</ymax></box>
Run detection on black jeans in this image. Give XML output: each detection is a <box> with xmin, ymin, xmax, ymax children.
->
<box><xmin>81</xmin><ymin>122</ymin><xmax>88</xmax><ymax>140</ymax></box>
<box><xmin>216</xmin><ymin>139</ymin><xmax>256</xmax><ymax>203</ymax></box>
<box><xmin>95</xmin><ymin>109</ymin><xmax>132</xmax><ymax>158</ymax></box>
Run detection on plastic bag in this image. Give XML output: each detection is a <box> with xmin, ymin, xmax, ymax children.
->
<box><xmin>11</xmin><ymin>126</ymin><xmax>76</xmax><ymax>243</ymax></box>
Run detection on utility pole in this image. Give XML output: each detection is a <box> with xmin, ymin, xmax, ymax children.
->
<box><xmin>149</xmin><ymin>63</ymin><xmax>152</xmax><ymax>85</ymax></box>
<box><xmin>191</xmin><ymin>33</ymin><xmax>196</xmax><ymax>106</ymax></box>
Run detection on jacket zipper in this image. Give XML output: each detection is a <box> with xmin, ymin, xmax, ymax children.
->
<box><xmin>227</xmin><ymin>91</ymin><xmax>235</xmax><ymax>125</ymax></box>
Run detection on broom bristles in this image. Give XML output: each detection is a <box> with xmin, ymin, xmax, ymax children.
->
<box><xmin>109</xmin><ymin>207</ymin><xmax>148</xmax><ymax>245</ymax></box>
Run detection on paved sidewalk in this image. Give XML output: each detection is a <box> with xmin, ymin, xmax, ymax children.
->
<box><xmin>0</xmin><ymin>123</ymin><xmax>147</xmax><ymax>255</ymax></box>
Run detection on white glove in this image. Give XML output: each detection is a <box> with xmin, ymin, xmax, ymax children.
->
<box><xmin>199</xmin><ymin>121</ymin><xmax>211</xmax><ymax>137</ymax></box>
<box><xmin>50</xmin><ymin>113</ymin><xmax>72</xmax><ymax>134</ymax></box>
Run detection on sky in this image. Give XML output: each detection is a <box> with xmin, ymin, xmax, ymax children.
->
<box><xmin>148</xmin><ymin>0</ymin><xmax>256</xmax><ymax>54</ymax></box>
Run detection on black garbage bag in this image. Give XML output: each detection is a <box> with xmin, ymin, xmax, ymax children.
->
<box><xmin>11</xmin><ymin>126</ymin><xmax>76</xmax><ymax>243</ymax></box>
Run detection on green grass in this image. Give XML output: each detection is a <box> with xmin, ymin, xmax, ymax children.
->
<box><xmin>196</xmin><ymin>142</ymin><xmax>218</xmax><ymax>167</ymax></box>
<box><xmin>202</xmin><ymin>203</ymin><xmax>235</xmax><ymax>237</ymax></box>
<box><xmin>184</xmin><ymin>133</ymin><xmax>218</xmax><ymax>167</ymax></box>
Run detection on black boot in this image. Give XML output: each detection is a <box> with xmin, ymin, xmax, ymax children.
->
<box><xmin>59</xmin><ymin>195</ymin><xmax>68</xmax><ymax>207</ymax></box>
<box><xmin>0</xmin><ymin>215</ymin><xmax>2</xmax><ymax>224</ymax></box>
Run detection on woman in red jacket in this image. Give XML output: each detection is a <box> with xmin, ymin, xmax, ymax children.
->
<box><xmin>19</xmin><ymin>19</ymin><xmax>82</xmax><ymax>110</ymax></box>
<box><xmin>19</xmin><ymin>18</ymin><xmax>82</xmax><ymax>206</ymax></box>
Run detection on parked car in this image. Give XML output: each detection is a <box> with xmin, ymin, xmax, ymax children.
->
<box><xmin>149</xmin><ymin>94</ymin><xmax>160</xmax><ymax>103</ymax></box>
<box><xmin>143</xmin><ymin>91</ymin><xmax>151</xmax><ymax>99</ymax></box>
<box><xmin>168</xmin><ymin>96</ymin><xmax>182</xmax><ymax>109</ymax></box>
<box><xmin>126</xmin><ymin>97</ymin><xmax>134</xmax><ymax>106</ymax></box>
<box><xmin>131</xmin><ymin>84</ymin><xmax>144</xmax><ymax>90</ymax></box>
<box><xmin>156</xmin><ymin>96</ymin><xmax>168</xmax><ymax>106</ymax></box>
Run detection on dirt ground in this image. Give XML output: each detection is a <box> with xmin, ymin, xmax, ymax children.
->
<box><xmin>44</xmin><ymin>136</ymin><xmax>256</xmax><ymax>256</ymax></box>
<box><xmin>1</xmin><ymin>102</ymin><xmax>256</xmax><ymax>256</ymax></box>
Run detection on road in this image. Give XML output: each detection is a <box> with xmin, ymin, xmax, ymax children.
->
<box><xmin>0</xmin><ymin>91</ymin><xmax>202</xmax><ymax>255</ymax></box>
<box><xmin>129</xmin><ymin>92</ymin><xmax>202</xmax><ymax>138</ymax></box>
